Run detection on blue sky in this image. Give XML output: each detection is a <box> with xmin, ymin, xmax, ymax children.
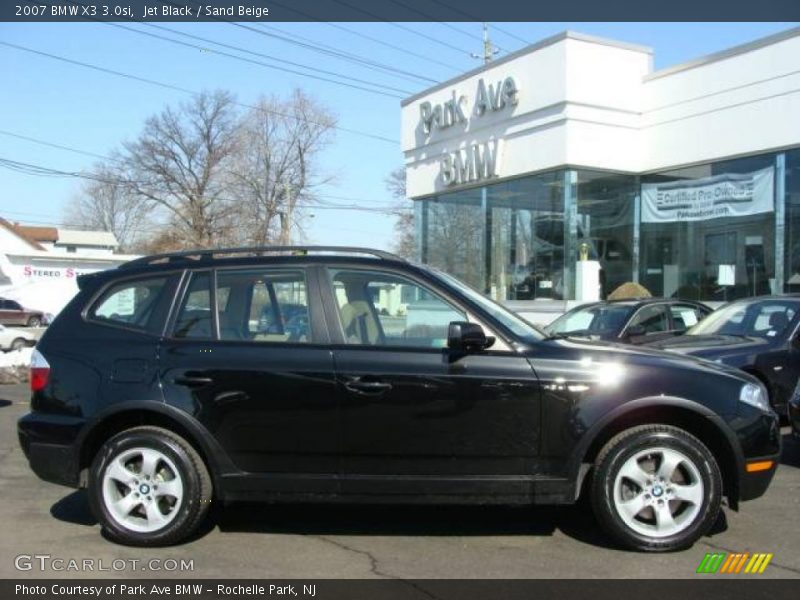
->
<box><xmin>0</xmin><ymin>21</ymin><xmax>797</xmax><ymax>250</ymax></box>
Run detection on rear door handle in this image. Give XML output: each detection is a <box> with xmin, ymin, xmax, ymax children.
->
<box><xmin>173</xmin><ymin>375</ymin><xmax>214</xmax><ymax>387</ymax></box>
<box><xmin>343</xmin><ymin>378</ymin><xmax>392</xmax><ymax>395</ymax></box>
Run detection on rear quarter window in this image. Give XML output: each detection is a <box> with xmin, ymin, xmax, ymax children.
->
<box><xmin>88</xmin><ymin>276</ymin><xmax>170</xmax><ymax>332</ymax></box>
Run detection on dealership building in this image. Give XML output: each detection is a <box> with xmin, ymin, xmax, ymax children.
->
<box><xmin>401</xmin><ymin>27</ymin><xmax>800</xmax><ymax>318</ymax></box>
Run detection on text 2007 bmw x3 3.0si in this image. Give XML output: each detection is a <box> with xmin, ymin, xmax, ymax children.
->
<box><xmin>17</xmin><ymin>247</ymin><xmax>781</xmax><ymax>551</ymax></box>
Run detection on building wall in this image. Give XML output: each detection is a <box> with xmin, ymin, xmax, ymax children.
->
<box><xmin>403</xmin><ymin>28</ymin><xmax>800</xmax><ymax>199</ymax></box>
<box><xmin>403</xmin><ymin>28</ymin><xmax>800</xmax><ymax>307</ymax></box>
<box><xmin>402</xmin><ymin>33</ymin><xmax>652</xmax><ymax>198</ymax></box>
<box><xmin>641</xmin><ymin>29</ymin><xmax>800</xmax><ymax>172</ymax></box>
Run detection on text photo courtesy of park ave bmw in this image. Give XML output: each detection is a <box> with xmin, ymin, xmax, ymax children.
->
<box><xmin>1</xmin><ymin>1</ymin><xmax>800</xmax><ymax>598</ymax></box>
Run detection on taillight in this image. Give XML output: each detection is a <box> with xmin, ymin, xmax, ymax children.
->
<box><xmin>30</xmin><ymin>348</ymin><xmax>50</xmax><ymax>392</ymax></box>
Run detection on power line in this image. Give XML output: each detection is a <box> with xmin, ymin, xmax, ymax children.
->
<box><xmin>425</xmin><ymin>0</ymin><xmax>533</xmax><ymax>46</ymax></box>
<box><xmin>233</xmin><ymin>22</ymin><xmax>439</xmax><ymax>85</ymax></box>
<box><xmin>152</xmin><ymin>0</ymin><xmax>439</xmax><ymax>84</ymax></box>
<box><xmin>0</xmin><ymin>157</ymin><xmax>412</xmax><ymax>214</ymax></box>
<box><xmin>263</xmin><ymin>0</ymin><xmax>462</xmax><ymax>71</ymax></box>
<box><xmin>0</xmin><ymin>41</ymin><xmax>398</xmax><ymax>145</ymax></box>
<box><xmin>381</xmin><ymin>0</ymin><xmax>509</xmax><ymax>54</ymax></box>
<box><xmin>104</xmin><ymin>22</ymin><xmax>408</xmax><ymax>98</ymax></box>
<box><xmin>326</xmin><ymin>0</ymin><xmax>475</xmax><ymax>57</ymax></box>
<box><xmin>0</xmin><ymin>129</ymin><xmax>402</xmax><ymax>208</ymax></box>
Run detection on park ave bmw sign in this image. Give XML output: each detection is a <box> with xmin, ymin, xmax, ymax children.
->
<box><xmin>418</xmin><ymin>76</ymin><xmax>519</xmax><ymax>188</ymax></box>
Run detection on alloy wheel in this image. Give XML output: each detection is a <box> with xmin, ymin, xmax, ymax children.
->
<box><xmin>101</xmin><ymin>447</ymin><xmax>184</xmax><ymax>533</ymax></box>
<box><xmin>613</xmin><ymin>446</ymin><xmax>705</xmax><ymax>538</ymax></box>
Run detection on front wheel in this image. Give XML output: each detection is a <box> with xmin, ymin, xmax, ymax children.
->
<box><xmin>26</xmin><ymin>316</ymin><xmax>41</xmax><ymax>328</ymax></box>
<box><xmin>10</xmin><ymin>338</ymin><xmax>27</xmax><ymax>351</ymax></box>
<box><xmin>88</xmin><ymin>426</ymin><xmax>212</xmax><ymax>546</ymax></box>
<box><xmin>591</xmin><ymin>424</ymin><xmax>722</xmax><ymax>552</ymax></box>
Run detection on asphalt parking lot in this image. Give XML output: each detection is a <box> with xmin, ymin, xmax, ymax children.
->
<box><xmin>0</xmin><ymin>383</ymin><xmax>798</xmax><ymax>580</ymax></box>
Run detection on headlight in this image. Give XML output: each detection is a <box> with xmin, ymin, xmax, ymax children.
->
<box><xmin>739</xmin><ymin>382</ymin><xmax>769</xmax><ymax>412</ymax></box>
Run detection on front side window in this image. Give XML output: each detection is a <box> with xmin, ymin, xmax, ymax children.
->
<box><xmin>330</xmin><ymin>269</ymin><xmax>466</xmax><ymax>348</ymax></box>
<box><xmin>628</xmin><ymin>305</ymin><xmax>668</xmax><ymax>334</ymax></box>
<box><xmin>547</xmin><ymin>304</ymin><xmax>634</xmax><ymax>337</ymax></box>
<box><xmin>90</xmin><ymin>276</ymin><xmax>168</xmax><ymax>331</ymax></box>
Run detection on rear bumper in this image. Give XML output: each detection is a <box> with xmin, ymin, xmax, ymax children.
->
<box><xmin>18</xmin><ymin>412</ymin><xmax>84</xmax><ymax>488</ymax></box>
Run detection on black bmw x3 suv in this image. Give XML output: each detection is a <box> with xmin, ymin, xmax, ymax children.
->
<box><xmin>18</xmin><ymin>247</ymin><xmax>781</xmax><ymax>551</ymax></box>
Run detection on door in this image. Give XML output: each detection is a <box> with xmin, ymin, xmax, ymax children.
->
<box><xmin>323</xmin><ymin>267</ymin><xmax>541</xmax><ymax>494</ymax></box>
<box><xmin>159</xmin><ymin>267</ymin><xmax>338</xmax><ymax>482</ymax></box>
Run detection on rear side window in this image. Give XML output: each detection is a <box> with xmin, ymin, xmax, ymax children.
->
<box><xmin>89</xmin><ymin>276</ymin><xmax>169</xmax><ymax>331</ymax></box>
<box><xmin>217</xmin><ymin>269</ymin><xmax>310</xmax><ymax>343</ymax></box>
<box><xmin>171</xmin><ymin>269</ymin><xmax>311</xmax><ymax>343</ymax></box>
<box><xmin>173</xmin><ymin>272</ymin><xmax>213</xmax><ymax>339</ymax></box>
<box><xmin>670</xmin><ymin>304</ymin><xmax>707</xmax><ymax>332</ymax></box>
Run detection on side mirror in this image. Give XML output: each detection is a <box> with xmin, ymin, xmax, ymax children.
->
<box><xmin>447</xmin><ymin>321</ymin><xmax>494</xmax><ymax>351</ymax></box>
<box><xmin>624</xmin><ymin>324</ymin><xmax>646</xmax><ymax>339</ymax></box>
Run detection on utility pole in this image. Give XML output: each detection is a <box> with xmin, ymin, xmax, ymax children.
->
<box><xmin>471</xmin><ymin>23</ymin><xmax>499</xmax><ymax>64</ymax></box>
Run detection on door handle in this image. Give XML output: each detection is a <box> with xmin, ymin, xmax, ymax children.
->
<box><xmin>173</xmin><ymin>375</ymin><xmax>214</xmax><ymax>387</ymax></box>
<box><xmin>343</xmin><ymin>378</ymin><xmax>392</xmax><ymax>395</ymax></box>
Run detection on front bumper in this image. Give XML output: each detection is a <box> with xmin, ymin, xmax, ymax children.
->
<box><xmin>738</xmin><ymin>454</ymin><xmax>781</xmax><ymax>502</ymax></box>
<box><xmin>18</xmin><ymin>412</ymin><xmax>85</xmax><ymax>488</ymax></box>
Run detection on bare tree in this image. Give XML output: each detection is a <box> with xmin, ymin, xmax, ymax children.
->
<box><xmin>121</xmin><ymin>90</ymin><xmax>240</xmax><ymax>248</ymax></box>
<box><xmin>386</xmin><ymin>167</ymin><xmax>416</xmax><ymax>259</ymax></box>
<box><xmin>63</xmin><ymin>163</ymin><xmax>153</xmax><ymax>252</ymax></box>
<box><xmin>230</xmin><ymin>89</ymin><xmax>336</xmax><ymax>246</ymax></box>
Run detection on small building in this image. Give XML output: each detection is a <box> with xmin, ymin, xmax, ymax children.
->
<box><xmin>0</xmin><ymin>218</ymin><xmax>138</xmax><ymax>316</ymax></box>
<box><xmin>401</xmin><ymin>27</ymin><xmax>800</xmax><ymax>321</ymax></box>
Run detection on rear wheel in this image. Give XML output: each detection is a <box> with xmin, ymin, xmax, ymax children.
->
<box><xmin>88</xmin><ymin>426</ymin><xmax>212</xmax><ymax>546</ymax></box>
<box><xmin>591</xmin><ymin>424</ymin><xmax>722</xmax><ymax>552</ymax></box>
<box><xmin>10</xmin><ymin>338</ymin><xmax>26</xmax><ymax>351</ymax></box>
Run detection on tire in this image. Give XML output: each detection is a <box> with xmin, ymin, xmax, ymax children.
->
<box><xmin>26</xmin><ymin>316</ymin><xmax>41</xmax><ymax>328</ymax></box>
<box><xmin>88</xmin><ymin>426</ymin><xmax>213</xmax><ymax>546</ymax></box>
<box><xmin>10</xmin><ymin>338</ymin><xmax>26</xmax><ymax>351</ymax></box>
<box><xmin>591</xmin><ymin>424</ymin><xmax>722</xmax><ymax>552</ymax></box>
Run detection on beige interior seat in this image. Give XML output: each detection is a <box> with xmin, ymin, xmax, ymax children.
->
<box><xmin>339</xmin><ymin>301</ymin><xmax>381</xmax><ymax>344</ymax></box>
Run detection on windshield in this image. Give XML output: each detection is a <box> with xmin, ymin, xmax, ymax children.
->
<box><xmin>546</xmin><ymin>304</ymin><xmax>634</xmax><ymax>337</ymax></box>
<box><xmin>688</xmin><ymin>299</ymin><xmax>797</xmax><ymax>338</ymax></box>
<box><xmin>427</xmin><ymin>268</ymin><xmax>545</xmax><ymax>341</ymax></box>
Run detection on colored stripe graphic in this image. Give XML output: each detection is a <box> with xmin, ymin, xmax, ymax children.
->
<box><xmin>696</xmin><ymin>552</ymin><xmax>771</xmax><ymax>574</ymax></box>
<box><xmin>745</xmin><ymin>553</ymin><xmax>774</xmax><ymax>573</ymax></box>
<box><xmin>697</xmin><ymin>553</ymin><xmax>726</xmax><ymax>573</ymax></box>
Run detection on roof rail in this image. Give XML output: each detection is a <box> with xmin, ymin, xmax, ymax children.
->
<box><xmin>119</xmin><ymin>245</ymin><xmax>405</xmax><ymax>269</ymax></box>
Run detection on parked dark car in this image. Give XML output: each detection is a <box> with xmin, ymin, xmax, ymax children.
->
<box><xmin>18</xmin><ymin>247</ymin><xmax>780</xmax><ymax>551</ymax></box>
<box><xmin>0</xmin><ymin>297</ymin><xmax>46</xmax><ymax>327</ymax></box>
<box><xmin>544</xmin><ymin>298</ymin><xmax>711</xmax><ymax>345</ymax></box>
<box><xmin>646</xmin><ymin>296</ymin><xmax>800</xmax><ymax>416</ymax></box>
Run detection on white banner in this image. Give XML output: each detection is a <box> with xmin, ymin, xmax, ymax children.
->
<box><xmin>641</xmin><ymin>166</ymin><xmax>774</xmax><ymax>223</ymax></box>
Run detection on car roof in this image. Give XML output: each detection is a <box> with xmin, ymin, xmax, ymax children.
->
<box><xmin>574</xmin><ymin>297</ymin><xmax>705</xmax><ymax>310</ymax></box>
<box><xmin>80</xmin><ymin>246</ymin><xmax>413</xmax><ymax>287</ymax></box>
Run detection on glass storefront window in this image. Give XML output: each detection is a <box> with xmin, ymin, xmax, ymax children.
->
<box><xmin>418</xmin><ymin>147</ymin><xmax>797</xmax><ymax>304</ymax></box>
<box><xmin>487</xmin><ymin>172</ymin><xmax>565</xmax><ymax>301</ymax></box>
<box><xmin>424</xmin><ymin>188</ymin><xmax>485</xmax><ymax>292</ymax></box>
<box><xmin>785</xmin><ymin>149</ymin><xmax>800</xmax><ymax>292</ymax></box>
<box><xmin>571</xmin><ymin>170</ymin><xmax>637</xmax><ymax>298</ymax></box>
<box><xmin>640</xmin><ymin>154</ymin><xmax>776</xmax><ymax>301</ymax></box>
